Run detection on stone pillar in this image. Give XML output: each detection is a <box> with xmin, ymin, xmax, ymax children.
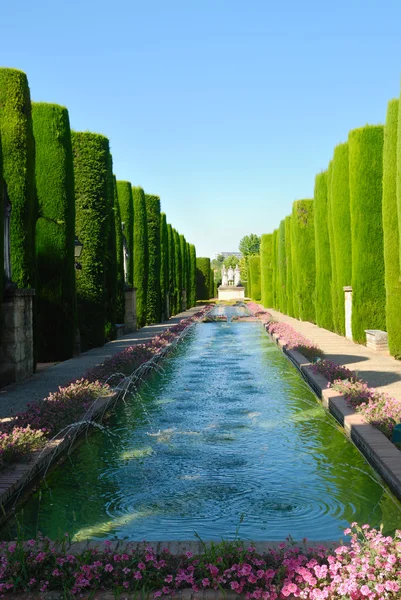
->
<box><xmin>0</xmin><ymin>288</ymin><xmax>35</xmax><ymax>386</ymax></box>
<box><xmin>182</xmin><ymin>289</ymin><xmax>187</xmax><ymax>312</ymax></box>
<box><xmin>124</xmin><ymin>287</ymin><xmax>137</xmax><ymax>333</ymax></box>
<box><xmin>343</xmin><ymin>286</ymin><xmax>353</xmax><ymax>340</ymax></box>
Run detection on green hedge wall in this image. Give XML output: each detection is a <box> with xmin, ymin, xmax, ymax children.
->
<box><xmin>189</xmin><ymin>244</ymin><xmax>197</xmax><ymax>307</ymax></box>
<box><xmin>247</xmin><ymin>264</ymin><xmax>252</xmax><ymax>299</ymax></box>
<box><xmin>186</xmin><ymin>241</ymin><xmax>191</xmax><ymax>306</ymax></box>
<box><xmin>331</xmin><ymin>143</ymin><xmax>352</xmax><ymax>335</ymax></box>
<box><xmin>290</xmin><ymin>217</ymin><xmax>298</xmax><ymax>318</ymax></box>
<box><xmin>248</xmin><ymin>255</ymin><xmax>261</xmax><ymax>301</ymax></box>
<box><xmin>0</xmin><ymin>130</ymin><xmax>3</xmax><ymax>301</ymax></box>
<box><xmin>104</xmin><ymin>156</ymin><xmax>117</xmax><ymax>341</ymax></box>
<box><xmin>260</xmin><ymin>233</ymin><xmax>273</xmax><ymax>308</ymax></box>
<box><xmin>113</xmin><ymin>176</ymin><xmax>125</xmax><ymax>325</ymax></box>
<box><xmin>209</xmin><ymin>268</ymin><xmax>214</xmax><ymax>299</ymax></box>
<box><xmin>349</xmin><ymin>125</ymin><xmax>385</xmax><ymax>343</ymax></box>
<box><xmin>167</xmin><ymin>223</ymin><xmax>176</xmax><ymax>315</ymax></box>
<box><xmin>32</xmin><ymin>103</ymin><xmax>76</xmax><ymax>361</ymax></box>
<box><xmin>284</xmin><ymin>216</ymin><xmax>294</xmax><ymax>317</ymax></box>
<box><xmin>314</xmin><ymin>171</ymin><xmax>333</xmax><ymax>331</ymax></box>
<box><xmin>196</xmin><ymin>257</ymin><xmax>211</xmax><ymax>300</ymax></box>
<box><xmin>174</xmin><ymin>228</ymin><xmax>182</xmax><ymax>312</ymax></box>
<box><xmin>132</xmin><ymin>186</ymin><xmax>148</xmax><ymax>328</ymax></box>
<box><xmin>291</xmin><ymin>199</ymin><xmax>316</xmax><ymax>323</ymax></box>
<box><xmin>71</xmin><ymin>132</ymin><xmax>110</xmax><ymax>350</ymax></box>
<box><xmin>160</xmin><ymin>212</ymin><xmax>169</xmax><ymax>319</ymax></box>
<box><xmin>180</xmin><ymin>233</ymin><xmax>188</xmax><ymax>303</ymax></box>
<box><xmin>326</xmin><ymin>159</ymin><xmax>338</xmax><ymax>332</ymax></box>
<box><xmin>278</xmin><ymin>220</ymin><xmax>287</xmax><ymax>313</ymax></box>
<box><xmin>383</xmin><ymin>99</ymin><xmax>401</xmax><ymax>357</ymax></box>
<box><xmin>116</xmin><ymin>181</ymin><xmax>134</xmax><ymax>287</ymax></box>
<box><xmin>0</xmin><ymin>68</ymin><xmax>36</xmax><ymax>289</ymax></box>
<box><xmin>145</xmin><ymin>194</ymin><xmax>161</xmax><ymax>324</ymax></box>
<box><xmin>272</xmin><ymin>229</ymin><xmax>278</xmax><ymax>309</ymax></box>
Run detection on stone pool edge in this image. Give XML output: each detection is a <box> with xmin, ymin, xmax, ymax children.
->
<box><xmin>265</xmin><ymin>328</ymin><xmax>401</xmax><ymax>502</ymax></box>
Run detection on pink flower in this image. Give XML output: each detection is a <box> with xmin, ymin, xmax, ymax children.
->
<box><xmin>104</xmin><ymin>563</ymin><xmax>113</xmax><ymax>572</ymax></box>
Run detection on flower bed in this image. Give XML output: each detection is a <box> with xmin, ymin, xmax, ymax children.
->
<box><xmin>1</xmin><ymin>525</ymin><xmax>401</xmax><ymax>599</ymax></box>
<box><xmin>247</xmin><ymin>304</ymin><xmax>324</xmax><ymax>362</ymax></box>
<box><xmin>0</xmin><ymin>309</ymin><xmax>209</xmax><ymax>472</ymax></box>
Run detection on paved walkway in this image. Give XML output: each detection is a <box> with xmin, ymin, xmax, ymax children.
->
<box><xmin>0</xmin><ymin>307</ymin><xmax>202</xmax><ymax>419</ymax></box>
<box><xmin>268</xmin><ymin>309</ymin><xmax>401</xmax><ymax>400</ymax></box>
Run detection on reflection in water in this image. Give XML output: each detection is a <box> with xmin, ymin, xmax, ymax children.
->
<box><xmin>6</xmin><ymin>321</ymin><xmax>401</xmax><ymax>542</ymax></box>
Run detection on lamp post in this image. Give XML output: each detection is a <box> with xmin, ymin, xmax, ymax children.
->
<box><xmin>74</xmin><ymin>236</ymin><xmax>83</xmax><ymax>270</ymax></box>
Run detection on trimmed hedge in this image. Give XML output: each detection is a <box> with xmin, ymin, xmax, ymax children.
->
<box><xmin>291</xmin><ymin>199</ymin><xmax>316</xmax><ymax>323</ymax></box>
<box><xmin>32</xmin><ymin>103</ymin><xmax>76</xmax><ymax>361</ymax></box>
<box><xmin>196</xmin><ymin>257</ymin><xmax>211</xmax><ymax>300</ymax></box>
<box><xmin>71</xmin><ymin>132</ymin><xmax>110</xmax><ymax>350</ymax></box>
<box><xmin>180</xmin><ymin>234</ymin><xmax>188</xmax><ymax>303</ymax></box>
<box><xmin>314</xmin><ymin>171</ymin><xmax>333</xmax><ymax>331</ymax></box>
<box><xmin>331</xmin><ymin>143</ymin><xmax>352</xmax><ymax>335</ymax></box>
<box><xmin>248</xmin><ymin>255</ymin><xmax>261</xmax><ymax>301</ymax></box>
<box><xmin>278</xmin><ymin>220</ymin><xmax>287</xmax><ymax>313</ymax></box>
<box><xmin>383</xmin><ymin>99</ymin><xmax>401</xmax><ymax>357</ymax></box>
<box><xmin>0</xmin><ymin>129</ymin><xmax>3</xmax><ymax>301</ymax></box>
<box><xmin>104</xmin><ymin>156</ymin><xmax>117</xmax><ymax>341</ymax></box>
<box><xmin>260</xmin><ymin>233</ymin><xmax>273</xmax><ymax>308</ymax></box>
<box><xmin>186</xmin><ymin>241</ymin><xmax>191</xmax><ymax>306</ymax></box>
<box><xmin>145</xmin><ymin>194</ymin><xmax>161</xmax><ymax>324</ymax></box>
<box><xmin>113</xmin><ymin>176</ymin><xmax>125</xmax><ymax>325</ymax></box>
<box><xmin>189</xmin><ymin>244</ymin><xmax>197</xmax><ymax>307</ymax></box>
<box><xmin>174</xmin><ymin>229</ymin><xmax>182</xmax><ymax>312</ymax></box>
<box><xmin>209</xmin><ymin>268</ymin><xmax>214</xmax><ymax>299</ymax></box>
<box><xmin>132</xmin><ymin>187</ymin><xmax>148</xmax><ymax>328</ymax></box>
<box><xmin>167</xmin><ymin>223</ymin><xmax>176</xmax><ymax>315</ymax></box>
<box><xmin>160</xmin><ymin>212</ymin><xmax>169</xmax><ymax>319</ymax></box>
<box><xmin>349</xmin><ymin>125</ymin><xmax>385</xmax><ymax>343</ymax></box>
<box><xmin>272</xmin><ymin>229</ymin><xmax>278</xmax><ymax>309</ymax></box>
<box><xmin>116</xmin><ymin>181</ymin><xmax>134</xmax><ymax>287</ymax></box>
<box><xmin>326</xmin><ymin>159</ymin><xmax>338</xmax><ymax>332</ymax></box>
<box><xmin>0</xmin><ymin>68</ymin><xmax>36</xmax><ymax>289</ymax></box>
<box><xmin>284</xmin><ymin>216</ymin><xmax>294</xmax><ymax>317</ymax></box>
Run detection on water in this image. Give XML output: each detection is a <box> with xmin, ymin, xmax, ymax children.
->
<box><xmin>7</xmin><ymin>320</ymin><xmax>401</xmax><ymax>541</ymax></box>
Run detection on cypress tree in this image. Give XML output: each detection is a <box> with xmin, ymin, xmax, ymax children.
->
<box><xmin>349</xmin><ymin>125</ymin><xmax>385</xmax><ymax>343</ymax></box>
<box><xmin>113</xmin><ymin>176</ymin><xmax>125</xmax><ymax>325</ymax></box>
<box><xmin>285</xmin><ymin>216</ymin><xmax>294</xmax><ymax>317</ymax></box>
<box><xmin>314</xmin><ymin>171</ymin><xmax>333</xmax><ymax>331</ymax></box>
<box><xmin>196</xmin><ymin>257</ymin><xmax>211</xmax><ymax>299</ymax></box>
<box><xmin>71</xmin><ymin>132</ymin><xmax>110</xmax><ymax>350</ymax></box>
<box><xmin>32</xmin><ymin>103</ymin><xmax>75</xmax><ymax>361</ymax></box>
<box><xmin>132</xmin><ymin>187</ymin><xmax>148</xmax><ymax>328</ymax></box>
<box><xmin>331</xmin><ymin>143</ymin><xmax>352</xmax><ymax>334</ymax></box>
<box><xmin>384</xmin><ymin>99</ymin><xmax>401</xmax><ymax>357</ymax></box>
<box><xmin>260</xmin><ymin>233</ymin><xmax>273</xmax><ymax>308</ymax></box>
<box><xmin>174</xmin><ymin>229</ymin><xmax>182</xmax><ymax>312</ymax></box>
<box><xmin>116</xmin><ymin>181</ymin><xmax>134</xmax><ymax>287</ymax></box>
<box><xmin>291</xmin><ymin>199</ymin><xmax>316</xmax><ymax>323</ymax></box>
<box><xmin>160</xmin><ymin>213</ymin><xmax>169</xmax><ymax>319</ymax></box>
<box><xmin>189</xmin><ymin>244</ymin><xmax>197</xmax><ymax>306</ymax></box>
<box><xmin>290</xmin><ymin>219</ymin><xmax>298</xmax><ymax>318</ymax></box>
<box><xmin>104</xmin><ymin>155</ymin><xmax>117</xmax><ymax>341</ymax></box>
<box><xmin>145</xmin><ymin>194</ymin><xmax>161</xmax><ymax>324</ymax></box>
<box><xmin>0</xmin><ymin>68</ymin><xmax>36</xmax><ymax>289</ymax></box>
<box><xmin>326</xmin><ymin>160</ymin><xmax>338</xmax><ymax>332</ymax></box>
<box><xmin>167</xmin><ymin>223</ymin><xmax>176</xmax><ymax>315</ymax></box>
<box><xmin>186</xmin><ymin>241</ymin><xmax>191</xmax><ymax>307</ymax></box>
<box><xmin>272</xmin><ymin>229</ymin><xmax>278</xmax><ymax>310</ymax></box>
<box><xmin>0</xmin><ymin>131</ymin><xmax>3</xmax><ymax>301</ymax></box>
<box><xmin>180</xmin><ymin>234</ymin><xmax>188</xmax><ymax>304</ymax></box>
<box><xmin>248</xmin><ymin>255</ymin><xmax>261</xmax><ymax>301</ymax></box>
<box><xmin>209</xmin><ymin>268</ymin><xmax>214</xmax><ymax>299</ymax></box>
<box><xmin>278</xmin><ymin>220</ymin><xmax>287</xmax><ymax>313</ymax></box>
<box><xmin>247</xmin><ymin>264</ymin><xmax>252</xmax><ymax>299</ymax></box>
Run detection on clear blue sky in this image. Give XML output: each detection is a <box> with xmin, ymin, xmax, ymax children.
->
<box><xmin>1</xmin><ymin>0</ymin><xmax>401</xmax><ymax>258</ymax></box>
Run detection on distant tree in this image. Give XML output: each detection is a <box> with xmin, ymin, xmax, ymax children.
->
<box><xmin>223</xmin><ymin>255</ymin><xmax>238</xmax><ymax>268</ymax></box>
<box><xmin>239</xmin><ymin>234</ymin><xmax>261</xmax><ymax>256</ymax></box>
<box><xmin>211</xmin><ymin>258</ymin><xmax>221</xmax><ymax>270</ymax></box>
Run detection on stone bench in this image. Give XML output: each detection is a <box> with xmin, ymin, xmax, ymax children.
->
<box><xmin>365</xmin><ymin>329</ymin><xmax>389</xmax><ymax>354</ymax></box>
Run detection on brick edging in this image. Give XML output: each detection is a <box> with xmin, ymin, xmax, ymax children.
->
<box><xmin>266</xmin><ymin>328</ymin><xmax>401</xmax><ymax>502</ymax></box>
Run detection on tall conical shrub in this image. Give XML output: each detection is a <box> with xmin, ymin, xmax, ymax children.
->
<box><xmin>32</xmin><ymin>103</ymin><xmax>75</xmax><ymax>361</ymax></box>
<box><xmin>167</xmin><ymin>223</ymin><xmax>176</xmax><ymax>315</ymax></box>
<box><xmin>132</xmin><ymin>186</ymin><xmax>148</xmax><ymax>328</ymax></box>
<box><xmin>314</xmin><ymin>171</ymin><xmax>333</xmax><ymax>331</ymax></box>
<box><xmin>291</xmin><ymin>199</ymin><xmax>316</xmax><ymax>322</ymax></box>
<box><xmin>331</xmin><ymin>143</ymin><xmax>352</xmax><ymax>335</ymax></box>
<box><xmin>113</xmin><ymin>176</ymin><xmax>125</xmax><ymax>325</ymax></box>
<box><xmin>189</xmin><ymin>244</ymin><xmax>197</xmax><ymax>306</ymax></box>
<box><xmin>260</xmin><ymin>233</ymin><xmax>273</xmax><ymax>308</ymax></box>
<box><xmin>72</xmin><ymin>132</ymin><xmax>111</xmax><ymax>350</ymax></box>
<box><xmin>145</xmin><ymin>194</ymin><xmax>161</xmax><ymax>324</ymax></box>
<box><xmin>272</xmin><ymin>229</ymin><xmax>278</xmax><ymax>309</ymax></box>
<box><xmin>180</xmin><ymin>234</ymin><xmax>188</xmax><ymax>301</ymax></box>
<box><xmin>160</xmin><ymin>213</ymin><xmax>169</xmax><ymax>319</ymax></box>
<box><xmin>349</xmin><ymin>125</ymin><xmax>385</xmax><ymax>343</ymax></box>
<box><xmin>196</xmin><ymin>257</ymin><xmax>211</xmax><ymax>300</ymax></box>
<box><xmin>104</xmin><ymin>156</ymin><xmax>117</xmax><ymax>341</ymax></box>
<box><xmin>248</xmin><ymin>255</ymin><xmax>261</xmax><ymax>301</ymax></box>
<box><xmin>174</xmin><ymin>229</ymin><xmax>182</xmax><ymax>312</ymax></box>
<box><xmin>383</xmin><ymin>100</ymin><xmax>401</xmax><ymax>357</ymax></box>
<box><xmin>0</xmin><ymin>131</ymin><xmax>3</xmax><ymax>301</ymax></box>
<box><xmin>278</xmin><ymin>220</ymin><xmax>287</xmax><ymax>313</ymax></box>
<box><xmin>186</xmin><ymin>241</ymin><xmax>191</xmax><ymax>306</ymax></box>
<box><xmin>0</xmin><ymin>68</ymin><xmax>36</xmax><ymax>289</ymax></box>
<box><xmin>116</xmin><ymin>181</ymin><xmax>134</xmax><ymax>287</ymax></box>
<box><xmin>285</xmin><ymin>216</ymin><xmax>294</xmax><ymax>317</ymax></box>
